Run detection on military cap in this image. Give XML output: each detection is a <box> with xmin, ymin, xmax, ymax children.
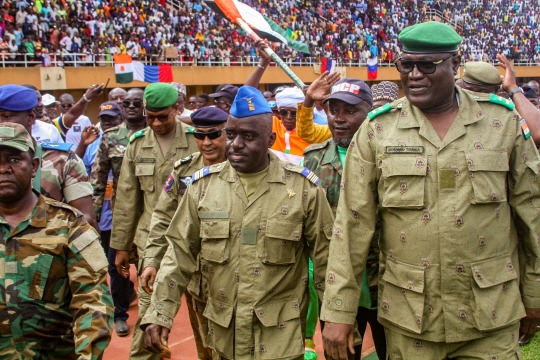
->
<box><xmin>171</xmin><ymin>82</ymin><xmax>187</xmax><ymax>96</ymax></box>
<box><xmin>42</xmin><ymin>93</ymin><xmax>57</xmax><ymax>106</ymax></box>
<box><xmin>143</xmin><ymin>83</ymin><xmax>179</xmax><ymax>111</ymax></box>
<box><xmin>0</xmin><ymin>84</ymin><xmax>38</xmax><ymax>111</ymax></box>
<box><xmin>209</xmin><ymin>84</ymin><xmax>239</xmax><ymax>101</ymax></box>
<box><xmin>230</xmin><ymin>86</ymin><xmax>272</xmax><ymax>118</ymax></box>
<box><xmin>191</xmin><ymin>106</ymin><xmax>229</xmax><ymax>128</ymax></box>
<box><xmin>98</xmin><ymin>101</ymin><xmax>123</xmax><ymax>117</ymax></box>
<box><xmin>371</xmin><ymin>81</ymin><xmax>399</xmax><ymax>102</ymax></box>
<box><xmin>323</xmin><ymin>78</ymin><xmax>373</xmax><ymax>107</ymax></box>
<box><xmin>0</xmin><ymin>122</ymin><xmax>35</xmax><ymax>152</ymax></box>
<box><xmin>399</xmin><ymin>21</ymin><xmax>462</xmax><ymax>53</ymax></box>
<box><xmin>463</xmin><ymin>62</ymin><xmax>502</xmax><ymax>86</ymax></box>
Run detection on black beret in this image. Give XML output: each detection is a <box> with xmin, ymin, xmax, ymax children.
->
<box><xmin>190</xmin><ymin>106</ymin><xmax>229</xmax><ymax>128</ymax></box>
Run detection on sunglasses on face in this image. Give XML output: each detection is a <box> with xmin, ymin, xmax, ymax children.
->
<box><xmin>122</xmin><ymin>100</ymin><xmax>143</xmax><ymax>108</ymax></box>
<box><xmin>394</xmin><ymin>54</ymin><xmax>456</xmax><ymax>75</ymax></box>
<box><xmin>60</xmin><ymin>103</ymin><xmax>73</xmax><ymax>109</ymax></box>
<box><xmin>214</xmin><ymin>100</ymin><xmax>231</xmax><ymax>106</ymax></box>
<box><xmin>279</xmin><ymin>109</ymin><xmax>297</xmax><ymax>117</ymax></box>
<box><xmin>193</xmin><ymin>129</ymin><xmax>223</xmax><ymax>140</ymax></box>
<box><xmin>188</xmin><ymin>101</ymin><xmax>196</xmax><ymax>104</ymax></box>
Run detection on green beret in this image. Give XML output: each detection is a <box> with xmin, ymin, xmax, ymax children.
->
<box><xmin>399</xmin><ymin>22</ymin><xmax>462</xmax><ymax>53</ymax></box>
<box><xmin>463</xmin><ymin>62</ymin><xmax>502</xmax><ymax>86</ymax></box>
<box><xmin>143</xmin><ymin>83</ymin><xmax>179</xmax><ymax>111</ymax></box>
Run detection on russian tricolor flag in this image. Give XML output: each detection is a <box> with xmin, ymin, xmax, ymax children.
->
<box><xmin>367</xmin><ymin>58</ymin><xmax>378</xmax><ymax>80</ymax></box>
<box><xmin>321</xmin><ymin>58</ymin><xmax>336</xmax><ymax>74</ymax></box>
<box><xmin>133</xmin><ymin>62</ymin><xmax>173</xmax><ymax>83</ymax></box>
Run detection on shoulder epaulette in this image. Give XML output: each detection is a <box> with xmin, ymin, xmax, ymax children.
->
<box><xmin>368</xmin><ymin>102</ymin><xmax>392</xmax><ymax>120</ymax></box>
<box><xmin>286</xmin><ymin>165</ymin><xmax>320</xmax><ymax>185</ymax></box>
<box><xmin>40</xmin><ymin>142</ymin><xmax>73</xmax><ymax>152</ymax></box>
<box><xmin>304</xmin><ymin>139</ymin><xmax>331</xmax><ymax>155</ymax></box>
<box><xmin>185</xmin><ymin>126</ymin><xmax>195</xmax><ymax>133</ymax></box>
<box><xmin>174</xmin><ymin>154</ymin><xmax>194</xmax><ymax>168</ymax></box>
<box><xmin>191</xmin><ymin>163</ymin><xmax>223</xmax><ymax>183</ymax></box>
<box><xmin>45</xmin><ymin>197</ymin><xmax>82</xmax><ymax>216</ymax></box>
<box><xmin>488</xmin><ymin>93</ymin><xmax>515</xmax><ymax>111</ymax></box>
<box><xmin>129</xmin><ymin>129</ymin><xmax>145</xmax><ymax>143</ymax></box>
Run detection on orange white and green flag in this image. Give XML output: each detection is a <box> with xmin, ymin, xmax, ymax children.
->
<box><xmin>114</xmin><ymin>54</ymin><xmax>133</xmax><ymax>83</ymax></box>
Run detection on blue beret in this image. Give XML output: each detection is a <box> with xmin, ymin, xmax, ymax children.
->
<box><xmin>230</xmin><ymin>86</ymin><xmax>271</xmax><ymax>118</ymax></box>
<box><xmin>190</xmin><ymin>106</ymin><xmax>229</xmax><ymax>128</ymax></box>
<box><xmin>0</xmin><ymin>84</ymin><xmax>38</xmax><ymax>111</ymax></box>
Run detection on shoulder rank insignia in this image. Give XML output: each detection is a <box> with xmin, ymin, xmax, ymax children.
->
<box><xmin>186</xmin><ymin>127</ymin><xmax>195</xmax><ymax>133</ymax></box>
<box><xmin>488</xmin><ymin>93</ymin><xmax>515</xmax><ymax>111</ymax></box>
<box><xmin>300</xmin><ymin>167</ymin><xmax>320</xmax><ymax>185</ymax></box>
<box><xmin>368</xmin><ymin>102</ymin><xmax>392</xmax><ymax>120</ymax></box>
<box><xmin>129</xmin><ymin>129</ymin><xmax>145</xmax><ymax>143</ymax></box>
<box><xmin>191</xmin><ymin>163</ymin><xmax>224</xmax><ymax>183</ymax></box>
<box><xmin>40</xmin><ymin>142</ymin><xmax>73</xmax><ymax>152</ymax></box>
<box><xmin>520</xmin><ymin>118</ymin><xmax>531</xmax><ymax>139</ymax></box>
<box><xmin>174</xmin><ymin>154</ymin><xmax>194</xmax><ymax>168</ymax></box>
<box><xmin>163</xmin><ymin>173</ymin><xmax>175</xmax><ymax>192</ymax></box>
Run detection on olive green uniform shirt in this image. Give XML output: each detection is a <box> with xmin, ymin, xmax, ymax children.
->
<box><xmin>141</xmin><ymin>153</ymin><xmax>334</xmax><ymax>359</ymax></box>
<box><xmin>110</xmin><ymin>121</ymin><xmax>198</xmax><ymax>253</ymax></box>
<box><xmin>320</xmin><ymin>88</ymin><xmax>540</xmax><ymax>343</ymax></box>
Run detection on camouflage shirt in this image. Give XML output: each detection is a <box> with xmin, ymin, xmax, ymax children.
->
<box><xmin>303</xmin><ymin>139</ymin><xmax>380</xmax><ymax>305</ymax></box>
<box><xmin>0</xmin><ymin>194</ymin><xmax>114</xmax><ymax>359</ymax></box>
<box><xmin>38</xmin><ymin>144</ymin><xmax>94</xmax><ymax>203</ymax></box>
<box><xmin>90</xmin><ymin>123</ymin><xmax>132</xmax><ymax>221</ymax></box>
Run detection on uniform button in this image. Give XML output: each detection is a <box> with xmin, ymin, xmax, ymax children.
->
<box><xmin>335</xmin><ymin>299</ymin><xmax>342</xmax><ymax>306</ymax></box>
<box><xmin>156</xmin><ymin>304</ymin><xmax>162</xmax><ymax>310</ymax></box>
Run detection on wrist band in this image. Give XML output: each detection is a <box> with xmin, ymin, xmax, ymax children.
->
<box><xmin>508</xmin><ymin>87</ymin><xmax>524</xmax><ymax>99</ymax></box>
<box><xmin>83</xmin><ymin>94</ymin><xmax>90</xmax><ymax>102</ymax></box>
<box><xmin>257</xmin><ymin>64</ymin><xmax>267</xmax><ymax>70</ymax></box>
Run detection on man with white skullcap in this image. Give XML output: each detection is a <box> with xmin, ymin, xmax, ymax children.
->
<box><xmin>271</xmin><ymin>87</ymin><xmax>310</xmax><ymax>164</ymax></box>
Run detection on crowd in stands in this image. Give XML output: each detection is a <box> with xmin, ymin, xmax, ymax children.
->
<box><xmin>0</xmin><ymin>0</ymin><xmax>539</xmax><ymax>67</ymax></box>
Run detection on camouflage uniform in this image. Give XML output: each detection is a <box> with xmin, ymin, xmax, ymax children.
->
<box><xmin>36</xmin><ymin>143</ymin><xmax>94</xmax><ymax>203</ymax></box>
<box><xmin>320</xmin><ymin>89</ymin><xmax>540</xmax><ymax>358</ymax></box>
<box><xmin>110</xmin><ymin>120</ymin><xmax>197</xmax><ymax>359</ymax></box>
<box><xmin>143</xmin><ymin>152</ymin><xmax>212</xmax><ymax>359</ymax></box>
<box><xmin>0</xmin><ymin>194</ymin><xmax>114</xmax><ymax>359</ymax></box>
<box><xmin>90</xmin><ymin>122</ymin><xmax>132</xmax><ymax>220</ymax></box>
<box><xmin>141</xmin><ymin>153</ymin><xmax>334</xmax><ymax>360</ymax></box>
<box><xmin>303</xmin><ymin>139</ymin><xmax>379</xmax><ymax>303</ymax></box>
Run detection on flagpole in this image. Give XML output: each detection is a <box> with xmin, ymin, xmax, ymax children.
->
<box><xmin>235</xmin><ymin>18</ymin><xmax>305</xmax><ymax>89</ymax></box>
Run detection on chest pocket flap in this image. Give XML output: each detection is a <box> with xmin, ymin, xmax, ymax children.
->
<box><xmin>381</xmin><ymin>155</ymin><xmax>427</xmax><ymax>209</ymax></box>
<box><xmin>200</xmin><ymin>219</ymin><xmax>230</xmax><ymax>263</ymax></box>
<box><xmin>135</xmin><ymin>164</ymin><xmax>155</xmax><ymax>191</ymax></box>
<box><xmin>262</xmin><ymin>219</ymin><xmax>303</xmax><ymax>265</ymax></box>
<box><xmin>466</xmin><ymin>150</ymin><xmax>508</xmax><ymax>203</ymax></box>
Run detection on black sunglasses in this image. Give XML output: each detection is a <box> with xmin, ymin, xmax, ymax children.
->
<box><xmin>193</xmin><ymin>129</ymin><xmax>223</xmax><ymax>140</ymax></box>
<box><xmin>188</xmin><ymin>101</ymin><xmax>196</xmax><ymax>104</ymax></box>
<box><xmin>122</xmin><ymin>100</ymin><xmax>143</xmax><ymax>108</ymax></box>
<box><xmin>214</xmin><ymin>100</ymin><xmax>231</xmax><ymax>106</ymax></box>
<box><xmin>394</xmin><ymin>54</ymin><xmax>456</xmax><ymax>75</ymax></box>
<box><xmin>60</xmin><ymin>103</ymin><xmax>73</xmax><ymax>109</ymax></box>
<box><xmin>279</xmin><ymin>109</ymin><xmax>297</xmax><ymax>117</ymax></box>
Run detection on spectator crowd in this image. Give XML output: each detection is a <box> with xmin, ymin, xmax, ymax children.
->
<box><xmin>0</xmin><ymin>0</ymin><xmax>539</xmax><ymax>67</ymax></box>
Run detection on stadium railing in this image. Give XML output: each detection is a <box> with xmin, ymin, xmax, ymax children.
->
<box><xmin>0</xmin><ymin>53</ymin><xmax>538</xmax><ymax>68</ymax></box>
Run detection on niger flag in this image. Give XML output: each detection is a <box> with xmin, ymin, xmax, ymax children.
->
<box><xmin>114</xmin><ymin>54</ymin><xmax>133</xmax><ymax>83</ymax></box>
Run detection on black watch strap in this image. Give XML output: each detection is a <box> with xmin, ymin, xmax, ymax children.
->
<box><xmin>509</xmin><ymin>87</ymin><xmax>524</xmax><ymax>99</ymax></box>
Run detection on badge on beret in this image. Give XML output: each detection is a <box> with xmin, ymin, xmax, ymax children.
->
<box><xmin>163</xmin><ymin>173</ymin><xmax>174</xmax><ymax>192</ymax></box>
<box><xmin>243</xmin><ymin>97</ymin><xmax>255</xmax><ymax>111</ymax></box>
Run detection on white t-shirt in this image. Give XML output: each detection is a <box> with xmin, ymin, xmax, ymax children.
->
<box><xmin>32</xmin><ymin>120</ymin><xmax>65</xmax><ymax>144</ymax></box>
<box><xmin>64</xmin><ymin>115</ymin><xmax>92</xmax><ymax>148</ymax></box>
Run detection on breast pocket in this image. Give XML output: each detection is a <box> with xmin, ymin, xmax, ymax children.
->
<box><xmin>136</xmin><ymin>163</ymin><xmax>155</xmax><ymax>192</ymax></box>
<box><xmin>466</xmin><ymin>150</ymin><xmax>508</xmax><ymax>203</ymax></box>
<box><xmin>200</xmin><ymin>219</ymin><xmax>230</xmax><ymax>264</ymax></box>
<box><xmin>261</xmin><ymin>219</ymin><xmax>303</xmax><ymax>265</ymax></box>
<box><xmin>12</xmin><ymin>253</ymin><xmax>56</xmax><ymax>301</ymax></box>
<box><xmin>380</xmin><ymin>155</ymin><xmax>427</xmax><ymax>209</ymax></box>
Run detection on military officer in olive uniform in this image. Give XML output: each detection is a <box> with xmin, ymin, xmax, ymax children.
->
<box><xmin>140</xmin><ymin>106</ymin><xmax>229</xmax><ymax>360</ymax></box>
<box><xmin>321</xmin><ymin>22</ymin><xmax>540</xmax><ymax>359</ymax></box>
<box><xmin>141</xmin><ymin>86</ymin><xmax>334</xmax><ymax>360</ymax></box>
<box><xmin>110</xmin><ymin>82</ymin><xmax>198</xmax><ymax>360</ymax></box>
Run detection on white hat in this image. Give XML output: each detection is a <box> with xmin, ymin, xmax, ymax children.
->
<box><xmin>42</xmin><ymin>93</ymin><xmax>57</xmax><ymax>106</ymax></box>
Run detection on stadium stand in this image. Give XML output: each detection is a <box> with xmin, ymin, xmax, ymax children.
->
<box><xmin>0</xmin><ymin>0</ymin><xmax>538</xmax><ymax>67</ymax></box>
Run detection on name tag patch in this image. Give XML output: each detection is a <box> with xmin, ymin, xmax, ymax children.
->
<box><xmin>386</xmin><ymin>146</ymin><xmax>424</xmax><ymax>154</ymax></box>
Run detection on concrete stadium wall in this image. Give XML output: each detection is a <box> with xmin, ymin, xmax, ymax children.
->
<box><xmin>1</xmin><ymin>66</ymin><xmax>539</xmax><ymax>122</ymax></box>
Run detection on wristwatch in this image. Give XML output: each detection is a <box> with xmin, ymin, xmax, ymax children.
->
<box><xmin>508</xmin><ymin>87</ymin><xmax>524</xmax><ymax>99</ymax></box>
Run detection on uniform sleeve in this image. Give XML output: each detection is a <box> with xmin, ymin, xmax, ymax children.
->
<box><xmin>320</xmin><ymin>121</ymin><xmax>378</xmax><ymax>325</ymax></box>
<box><xmin>508</xmin><ymin>120</ymin><xmax>540</xmax><ymax>308</ymax></box>
<box><xmin>143</xmin><ymin>176</ymin><xmax>180</xmax><ymax>269</ymax></box>
<box><xmin>67</xmin><ymin>220</ymin><xmax>114</xmax><ymax>359</ymax></box>
<box><xmin>303</xmin><ymin>181</ymin><xmax>334</xmax><ymax>300</ymax></box>
<box><xmin>62</xmin><ymin>151</ymin><xmax>94</xmax><ymax>203</ymax></box>
<box><xmin>296</xmin><ymin>103</ymin><xmax>332</xmax><ymax>144</ymax></box>
<box><xmin>141</xmin><ymin>182</ymin><xmax>201</xmax><ymax>330</ymax></box>
<box><xmin>90</xmin><ymin>136</ymin><xmax>112</xmax><ymax>221</ymax></box>
<box><xmin>110</xmin><ymin>141</ymin><xmax>143</xmax><ymax>251</ymax></box>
